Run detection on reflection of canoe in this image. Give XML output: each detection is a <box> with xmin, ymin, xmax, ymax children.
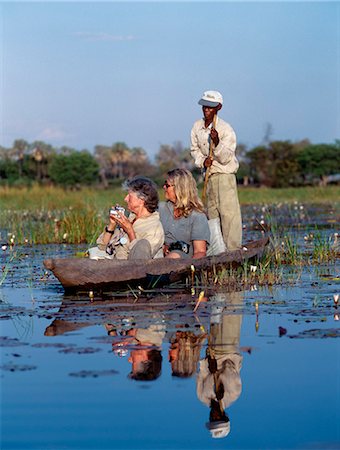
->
<box><xmin>44</xmin><ymin>292</ymin><xmax>200</xmax><ymax>336</ymax></box>
<box><xmin>44</xmin><ymin>236</ymin><xmax>269</xmax><ymax>291</ymax></box>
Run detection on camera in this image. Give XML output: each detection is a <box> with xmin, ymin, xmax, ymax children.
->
<box><xmin>109</xmin><ymin>205</ymin><xmax>125</xmax><ymax>216</ymax></box>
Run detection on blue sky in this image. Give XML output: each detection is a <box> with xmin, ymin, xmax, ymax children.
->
<box><xmin>1</xmin><ymin>1</ymin><xmax>339</xmax><ymax>159</ymax></box>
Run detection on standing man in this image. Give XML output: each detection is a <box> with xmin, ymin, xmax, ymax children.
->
<box><xmin>190</xmin><ymin>90</ymin><xmax>242</xmax><ymax>251</ymax></box>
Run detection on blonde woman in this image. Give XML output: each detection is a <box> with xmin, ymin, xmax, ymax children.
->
<box><xmin>159</xmin><ymin>168</ymin><xmax>210</xmax><ymax>259</ymax></box>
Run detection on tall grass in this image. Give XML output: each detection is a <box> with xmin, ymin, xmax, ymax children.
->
<box><xmin>0</xmin><ymin>185</ymin><xmax>126</xmax><ymax>244</ymax></box>
<box><xmin>1</xmin><ymin>184</ymin><xmax>339</xmax><ymax>210</ymax></box>
<box><xmin>1</xmin><ymin>184</ymin><xmax>339</xmax><ymax>248</ymax></box>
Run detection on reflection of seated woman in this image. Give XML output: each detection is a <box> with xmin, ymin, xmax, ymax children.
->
<box><xmin>110</xmin><ymin>323</ymin><xmax>166</xmax><ymax>381</ymax></box>
<box><xmin>169</xmin><ymin>330</ymin><xmax>207</xmax><ymax>378</ymax></box>
<box><xmin>159</xmin><ymin>168</ymin><xmax>210</xmax><ymax>259</ymax></box>
<box><xmin>89</xmin><ymin>176</ymin><xmax>164</xmax><ymax>260</ymax></box>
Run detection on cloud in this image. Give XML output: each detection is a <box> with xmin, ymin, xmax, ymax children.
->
<box><xmin>36</xmin><ymin>126</ymin><xmax>71</xmax><ymax>142</ymax></box>
<box><xmin>73</xmin><ymin>32</ymin><xmax>136</xmax><ymax>42</ymax></box>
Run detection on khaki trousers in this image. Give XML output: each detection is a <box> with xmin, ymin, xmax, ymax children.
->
<box><xmin>209</xmin><ymin>291</ymin><xmax>243</xmax><ymax>357</ymax></box>
<box><xmin>207</xmin><ymin>173</ymin><xmax>242</xmax><ymax>250</ymax></box>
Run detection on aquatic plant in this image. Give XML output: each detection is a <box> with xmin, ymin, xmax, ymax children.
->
<box><xmin>309</xmin><ymin>232</ymin><xmax>339</xmax><ymax>264</ymax></box>
<box><xmin>1</xmin><ymin>185</ymin><xmax>339</xmax><ymax>244</ymax></box>
<box><xmin>195</xmin><ymin>253</ymin><xmax>284</xmax><ymax>292</ymax></box>
<box><xmin>0</xmin><ymin>250</ymin><xmax>24</xmax><ymax>286</ymax></box>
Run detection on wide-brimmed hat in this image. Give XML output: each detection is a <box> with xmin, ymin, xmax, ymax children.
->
<box><xmin>198</xmin><ymin>90</ymin><xmax>223</xmax><ymax>107</ymax></box>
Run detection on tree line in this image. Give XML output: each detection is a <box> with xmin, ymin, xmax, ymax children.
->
<box><xmin>0</xmin><ymin>138</ymin><xmax>339</xmax><ymax>188</ymax></box>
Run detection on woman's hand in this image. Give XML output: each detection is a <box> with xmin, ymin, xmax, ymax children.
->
<box><xmin>111</xmin><ymin>211</ymin><xmax>136</xmax><ymax>242</ymax></box>
<box><xmin>163</xmin><ymin>244</ymin><xmax>170</xmax><ymax>256</ymax></box>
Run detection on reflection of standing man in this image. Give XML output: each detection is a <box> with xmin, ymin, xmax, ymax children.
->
<box><xmin>191</xmin><ymin>90</ymin><xmax>242</xmax><ymax>251</ymax></box>
<box><xmin>196</xmin><ymin>292</ymin><xmax>243</xmax><ymax>439</ymax></box>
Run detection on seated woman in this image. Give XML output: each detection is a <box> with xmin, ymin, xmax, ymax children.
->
<box><xmin>89</xmin><ymin>176</ymin><xmax>164</xmax><ymax>260</ymax></box>
<box><xmin>159</xmin><ymin>168</ymin><xmax>210</xmax><ymax>259</ymax></box>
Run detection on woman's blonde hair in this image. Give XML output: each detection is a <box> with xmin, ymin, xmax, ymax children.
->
<box><xmin>170</xmin><ymin>331</ymin><xmax>206</xmax><ymax>378</ymax></box>
<box><xmin>167</xmin><ymin>168</ymin><xmax>204</xmax><ymax>217</ymax></box>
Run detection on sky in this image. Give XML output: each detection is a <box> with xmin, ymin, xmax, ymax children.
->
<box><xmin>0</xmin><ymin>1</ymin><xmax>339</xmax><ymax>160</ymax></box>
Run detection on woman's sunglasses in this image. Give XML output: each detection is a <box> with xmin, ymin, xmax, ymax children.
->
<box><xmin>164</xmin><ymin>181</ymin><xmax>173</xmax><ymax>189</ymax></box>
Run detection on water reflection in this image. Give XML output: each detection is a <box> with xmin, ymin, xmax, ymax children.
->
<box><xmin>43</xmin><ymin>290</ymin><xmax>244</xmax><ymax>440</ymax></box>
<box><xmin>109</xmin><ymin>317</ymin><xmax>165</xmax><ymax>381</ymax></box>
<box><xmin>197</xmin><ymin>291</ymin><xmax>243</xmax><ymax>439</ymax></box>
<box><xmin>169</xmin><ymin>330</ymin><xmax>206</xmax><ymax>378</ymax></box>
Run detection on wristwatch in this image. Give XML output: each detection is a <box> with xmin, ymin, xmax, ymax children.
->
<box><xmin>105</xmin><ymin>226</ymin><xmax>115</xmax><ymax>235</ymax></box>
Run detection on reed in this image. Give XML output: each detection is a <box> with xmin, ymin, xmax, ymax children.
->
<box><xmin>196</xmin><ymin>256</ymin><xmax>284</xmax><ymax>291</ymax></box>
<box><xmin>1</xmin><ymin>185</ymin><xmax>339</xmax><ymax>253</ymax></box>
<box><xmin>309</xmin><ymin>232</ymin><xmax>339</xmax><ymax>264</ymax></box>
<box><xmin>195</xmin><ymin>226</ymin><xmax>338</xmax><ymax>290</ymax></box>
<box><xmin>0</xmin><ymin>250</ymin><xmax>23</xmax><ymax>286</ymax></box>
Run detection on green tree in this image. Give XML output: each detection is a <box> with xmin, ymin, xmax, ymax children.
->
<box><xmin>247</xmin><ymin>140</ymin><xmax>307</xmax><ymax>187</ymax></box>
<box><xmin>246</xmin><ymin>145</ymin><xmax>272</xmax><ymax>186</ymax></box>
<box><xmin>0</xmin><ymin>157</ymin><xmax>19</xmax><ymax>183</ymax></box>
<box><xmin>10</xmin><ymin>139</ymin><xmax>29</xmax><ymax>177</ymax></box>
<box><xmin>49</xmin><ymin>150</ymin><xmax>99</xmax><ymax>186</ymax></box>
<box><xmin>270</xmin><ymin>141</ymin><xmax>301</xmax><ymax>188</ymax></box>
<box><xmin>296</xmin><ymin>142</ymin><xmax>340</xmax><ymax>184</ymax></box>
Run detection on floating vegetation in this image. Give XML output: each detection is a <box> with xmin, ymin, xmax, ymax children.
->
<box><xmin>287</xmin><ymin>328</ymin><xmax>340</xmax><ymax>339</ymax></box>
<box><xmin>69</xmin><ymin>369</ymin><xmax>119</xmax><ymax>378</ymax></box>
<box><xmin>0</xmin><ymin>336</ymin><xmax>29</xmax><ymax>347</ymax></box>
<box><xmin>58</xmin><ymin>346</ymin><xmax>102</xmax><ymax>354</ymax></box>
<box><xmin>0</xmin><ymin>363</ymin><xmax>37</xmax><ymax>372</ymax></box>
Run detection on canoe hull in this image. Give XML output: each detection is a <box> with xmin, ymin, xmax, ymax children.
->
<box><xmin>44</xmin><ymin>236</ymin><xmax>269</xmax><ymax>291</ymax></box>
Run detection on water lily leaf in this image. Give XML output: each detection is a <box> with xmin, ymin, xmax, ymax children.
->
<box><xmin>288</xmin><ymin>328</ymin><xmax>340</xmax><ymax>339</ymax></box>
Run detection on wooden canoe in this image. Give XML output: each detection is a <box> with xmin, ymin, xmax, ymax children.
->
<box><xmin>44</xmin><ymin>236</ymin><xmax>269</xmax><ymax>291</ymax></box>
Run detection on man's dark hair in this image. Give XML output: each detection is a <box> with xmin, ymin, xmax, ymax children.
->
<box><xmin>124</xmin><ymin>177</ymin><xmax>159</xmax><ymax>213</ymax></box>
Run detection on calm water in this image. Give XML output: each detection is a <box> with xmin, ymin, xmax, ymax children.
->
<box><xmin>1</xmin><ymin>204</ymin><xmax>339</xmax><ymax>450</ymax></box>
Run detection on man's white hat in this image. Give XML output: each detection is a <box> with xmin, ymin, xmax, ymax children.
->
<box><xmin>206</xmin><ymin>420</ymin><xmax>230</xmax><ymax>439</ymax></box>
<box><xmin>198</xmin><ymin>90</ymin><xmax>223</xmax><ymax>107</ymax></box>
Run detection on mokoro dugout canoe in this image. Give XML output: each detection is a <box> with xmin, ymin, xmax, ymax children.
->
<box><xmin>43</xmin><ymin>236</ymin><xmax>269</xmax><ymax>292</ymax></box>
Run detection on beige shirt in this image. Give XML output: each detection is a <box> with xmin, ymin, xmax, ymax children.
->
<box><xmin>97</xmin><ymin>211</ymin><xmax>164</xmax><ymax>259</ymax></box>
<box><xmin>135</xmin><ymin>323</ymin><xmax>166</xmax><ymax>347</ymax></box>
<box><xmin>197</xmin><ymin>353</ymin><xmax>243</xmax><ymax>409</ymax></box>
<box><xmin>190</xmin><ymin>117</ymin><xmax>239</xmax><ymax>174</ymax></box>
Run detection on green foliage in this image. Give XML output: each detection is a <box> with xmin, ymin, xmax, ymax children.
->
<box><xmin>247</xmin><ymin>141</ymin><xmax>302</xmax><ymax>187</ymax></box>
<box><xmin>246</xmin><ymin>145</ymin><xmax>272</xmax><ymax>185</ymax></box>
<box><xmin>1</xmin><ymin>137</ymin><xmax>339</xmax><ymax>189</ymax></box>
<box><xmin>0</xmin><ymin>158</ymin><xmax>19</xmax><ymax>183</ymax></box>
<box><xmin>49</xmin><ymin>151</ymin><xmax>99</xmax><ymax>186</ymax></box>
<box><xmin>296</xmin><ymin>142</ymin><xmax>340</xmax><ymax>181</ymax></box>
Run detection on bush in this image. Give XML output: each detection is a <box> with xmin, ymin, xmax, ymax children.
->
<box><xmin>49</xmin><ymin>151</ymin><xmax>99</xmax><ymax>186</ymax></box>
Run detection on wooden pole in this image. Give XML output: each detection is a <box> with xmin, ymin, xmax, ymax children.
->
<box><xmin>202</xmin><ymin>114</ymin><xmax>217</xmax><ymax>203</ymax></box>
